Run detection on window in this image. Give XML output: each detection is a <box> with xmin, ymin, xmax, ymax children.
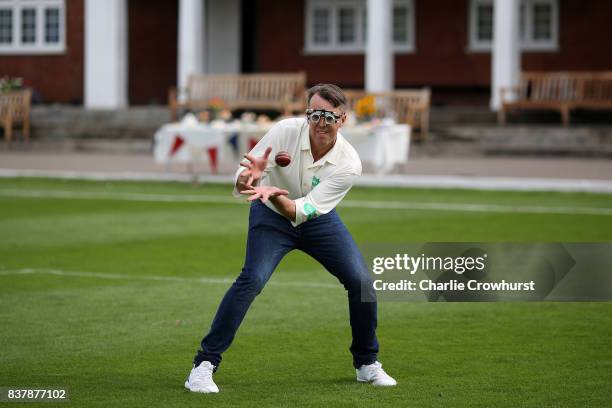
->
<box><xmin>338</xmin><ymin>7</ymin><xmax>356</xmax><ymax>45</ymax></box>
<box><xmin>0</xmin><ymin>0</ymin><xmax>65</xmax><ymax>54</ymax></box>
<box><xmin>468</xmin><ymin>0</ymin><xmax>558</xmax><ymax>52</ymax></box>
<box><xmin>0</xmin><ymin>8</ymin><xmax>12</xmax><ymax>44</ymax></box>
<box><xmin>21</xmin><ymin>8</ymin><xmax>36</xmax><ymax>44</ymax></box>
<box><xmin>45</xmin><ymin>8</ymin><xmax>60</xmax><ymax>43</ymax></box>
<box><xmin>474</xmin><ymin>2</ymin><xmax>493</xmax><ymax>43</ymax></box>
<box><xmin>392</xmin><ymin>1</ymin><xmax>414</xmax><ymax>52</ymax></box>
<box><xmin>312</xmin><ymin>7</ymin><xmax>330</xmax><ymax>45</ymax></box>
<box><xmin>522</xmin><ymin>0</ymin><xmax>558</xmax><ymax>50</ymax></box>
<box><xmin>305</xmin><ymin>0</ymin><xmax>415</xmax><ymax>54</ymax></box>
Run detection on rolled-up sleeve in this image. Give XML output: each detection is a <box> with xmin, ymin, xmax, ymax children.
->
<box><xmin>231</xmin><ymin>166</ymin><xmax>249</xmax><ymax>198</ymax></box>
<box><xmin>292</xmin><ymin>170</ymin><xmax>358</xmax><ymax>227</ymax></box>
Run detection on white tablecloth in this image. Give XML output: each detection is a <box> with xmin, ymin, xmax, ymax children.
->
<box><xmin>154</xmin><ymin>116</ymin><xmax>410</xmax><ymax>174</ymax></box>
<box><xmin>342</xmin><ymin>121</ymin><xmax>411</xmax><ymax>173</ymax></box>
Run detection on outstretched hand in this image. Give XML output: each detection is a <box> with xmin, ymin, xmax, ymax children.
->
<box><xmin>240</xmin><ymin>185</ymin><xmax>289</xmax><ymax>203</ymax></box>
<box><xmin>240</xmin><ymin>147</ymin><xmax>272</xmax><ymax>187</ymax></box>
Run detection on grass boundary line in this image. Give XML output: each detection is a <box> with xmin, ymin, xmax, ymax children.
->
<box><xmin>1</xmin><ymin>188</ymin><xmax>612</xmax><ymax>216</ymax></box>
<box><xmin>2</xmin><ymin>169</ymin><xmax>612</xmax><ymax>194</ymax></box>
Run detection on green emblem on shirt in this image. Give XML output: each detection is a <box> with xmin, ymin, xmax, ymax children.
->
<box><xmin>311</xmin><ymin>176</ymin><xmax>320</xmax><ymax>188</ymax></box>
<box><xmin>303</xmin><ymin>203</ymin><xmax>318</xmax><ymax>220</ymax></box>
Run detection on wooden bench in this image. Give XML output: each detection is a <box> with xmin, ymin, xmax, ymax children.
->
<box><xmin>499</xmin><ymin>71</ymin><xmax>612</xmax><ymax>126</ymax></box>
<box><xmin>169</xmin><ymin>72</ymin><xmax>307</xmax><ymax>121</ymax></box>
<box><xmin>343</xmin><ymin>88</ymin><xmax>431</xmax><ymax>139</ymax></box>
<box><xmin>0</xmin><ymin>89</ymin><xmax>31</xmax><ymax>142</ymax></box>
<box><xmin>577</xmin><ymin>72</ymin><xmax>612</xmax><ymax>116</ymax></box>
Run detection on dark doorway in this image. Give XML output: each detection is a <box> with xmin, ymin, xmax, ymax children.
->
<box><xmin>128</xmin><ymin>0</ymin><xmax>178</xmax><ymax>105</ymax></box>
<box><xmin>241</xmin><ymin>0</ymin><xmax>257</xmax><ymax>73</ymax></box>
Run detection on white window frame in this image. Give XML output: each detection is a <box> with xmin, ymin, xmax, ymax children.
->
<box><xmin>468</xmin><ymin>0</ymin><xmax>559</xmax><ymax>53</ymax></box>
<box><xmin>468</xmin><ymin>0</ymin><xmax>494</xmax><ymax>52</ymax></box>
<box><xmin>0</xmin><ymin>0</ymin><xmax>66</xmax><ymax>55</ymax></box>
<box><xmin>336</xmin><ymin>2</ymin><xmax>360</xmax><ymax>49</ymax></box>
<box><xmin>304</xmin><ymin>0</ymin><xmax>415</xmax><ymax>55</ymax></box>
<box><xmin>522</xmin><ymin>0</ymin><xmax>559</xmax><ymax>51</ymax></box>
<box><xmin>392</xmin><ymin>0</ymin><xmax>415</xmax><ymax>53</ymax></box>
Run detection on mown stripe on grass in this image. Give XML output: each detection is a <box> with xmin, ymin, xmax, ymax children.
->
<box><xmin>0</xmin><ymin>268</ymin><xmax>339</xmax><ymax>289</ymax></box>
<box><xmin>1</xmin><ymin>188</ymin><xmax>612</xmax><ymax>216</ymax></box>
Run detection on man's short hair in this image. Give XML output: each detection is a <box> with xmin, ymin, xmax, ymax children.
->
<box><xmin>307</xmin><ymin>83</ymin><xmax>346</xmax><ymax>109</ymax></box>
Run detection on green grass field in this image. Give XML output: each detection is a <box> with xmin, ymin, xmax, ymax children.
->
<box><xmin>1</xmin><ymin>177</ymin><xmax>611</xmax><ymax>407</ymax></box>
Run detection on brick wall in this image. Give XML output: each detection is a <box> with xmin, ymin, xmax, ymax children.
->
<box><xmin>0</xmin><ymin>0</ymin><xmax>84</xmax><ymax>104</ymax></box>
<box><xmin>257</xmin><ymin>0</ymin><xmax>612</xmax><ymax>90</ymax></box>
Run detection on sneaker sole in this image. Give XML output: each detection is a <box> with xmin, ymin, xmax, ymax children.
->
<box><xmin>357</xmin><ymin>377</ymin><xmax>397</xmax><ymax>386</ymax></box>
<box><xmin>184</xmin><ymin>381</ymin><xmax>219</xmax><ymax>393</ymax></box>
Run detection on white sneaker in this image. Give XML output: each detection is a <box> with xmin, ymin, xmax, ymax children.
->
<box><xmin>356</xmin><ymin>361</ymin><xmax>397</xmax><ymax>386</ymax></box>
<box><xmin>184</xmin><ymin>361</ymin><xmax>219</xmax><ymax>393</ymax></box>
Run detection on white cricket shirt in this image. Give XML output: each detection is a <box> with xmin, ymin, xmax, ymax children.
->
<box><xmin>233</xmin><ymin>117</ymin><xmax>362</xmax><ymax>226</ymax></box>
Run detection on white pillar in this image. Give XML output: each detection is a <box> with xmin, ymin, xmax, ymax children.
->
<box><xmin>178</xmin><ymin>0</ymin><xmax>205</xmax><ymax>92</ymax></box>
<box><xmin>207</xmin><ymin>0</ymin><xmax>240</xmax><ymax>74</ymax></box>
<box><xmin>84</xmin><ymin>0</ymin><xmax>128</xmax><ymax>109</ymax></box>
<box><xmin>490</xmin><ymin>0</ymin><xmax>521</xmax><ymax>110</ymax></box>
<box><xmin>365</xmin><ymin>0</ymin><xmax>393</xmax><ymax>93</ymax></box>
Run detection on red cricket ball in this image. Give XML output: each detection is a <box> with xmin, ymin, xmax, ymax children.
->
<box><xmin>275</xmin><ymin>151</ymin><xmax>291</xmax><ymax>167</ymax></box>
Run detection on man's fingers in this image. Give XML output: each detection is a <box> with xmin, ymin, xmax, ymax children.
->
<box><xmin>261</xmin><ymin>191</ymin><xmax>270</xmax><ymax>203</ymax></box>
<box><xmin>240</xmin><ymin>161</ymin><xmax>252</xmax><ymax>169</ymax></box>
<box><xmin>241</xmin><ymin>168</ymin><xmax>254</xmax><ymax>182</ymax></box>
<box><xmin>244</xmin><ymin>153</ymin><xmax>256</xmax><ymax>163</ymax></box>
<box><xmin>247</xmin><ymin>193</ymin><xmax>261</xmax><ymax>202</ymax></box>
<box><xmin>246</xmin><ymin>175</ymin><xmax>254</xmax><ymax>186</ymax></box>
<box><xmin>242</xmin><ymin>186</ymin><xmax>286</xmax><ymax>202</ymax></box>
<box><xmin>263</xmin><ymin>147</ymin><xmax>272</xmax><ymax>160</ymax></box>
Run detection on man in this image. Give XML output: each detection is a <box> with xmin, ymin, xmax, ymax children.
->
<box><xmin>185</xmin><ymin>84</ymin><xmax>396</xmax><ymax>393</ymax></box>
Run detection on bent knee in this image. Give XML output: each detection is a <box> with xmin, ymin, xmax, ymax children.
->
<box><xmin>234</xmin><ymin>270</ymin><xmax>268</xmax><ymax>295</ymax></box>
<box><xmin>340</xmin><ymin>268</ymin><xmax>372</xmax><ymax>293</ymax></box>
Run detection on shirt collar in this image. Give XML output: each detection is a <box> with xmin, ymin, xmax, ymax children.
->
<box><xmin>322</xmin><ymin>134</ymin><xmax>341</xmax><ymax>165</ymax></box>
<box><xmin>300</xmin><ymin>122</ymin><xmax>341</xmax><ymax>166</ymax></box>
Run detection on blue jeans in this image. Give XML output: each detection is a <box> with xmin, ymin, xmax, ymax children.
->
<box><xmin>193</xmin><ymin>200</ymin><xmax>379</xmax><ymax>369</ymax></box>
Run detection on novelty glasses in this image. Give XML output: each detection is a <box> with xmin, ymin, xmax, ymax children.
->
<box><xmin>306</xmin><ymin>109</ymin><xmax>343</xmax><ymax>125</ymax></box>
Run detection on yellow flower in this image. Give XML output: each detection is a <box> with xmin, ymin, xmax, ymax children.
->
<box><xmin>355</xmin><ymin>95</ymin><xmax>376</xmax><ymax>119</ymax></box>
<box><xmin>207</xmin><ymin>97</ymin><xmax>225</xmax><ymax>110</ymax></box>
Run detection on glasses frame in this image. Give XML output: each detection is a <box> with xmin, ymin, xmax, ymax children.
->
<box><xmin>305</xmin><ymin>109</ymin><xmax>344</xmax><ymax>125</ymax></box>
